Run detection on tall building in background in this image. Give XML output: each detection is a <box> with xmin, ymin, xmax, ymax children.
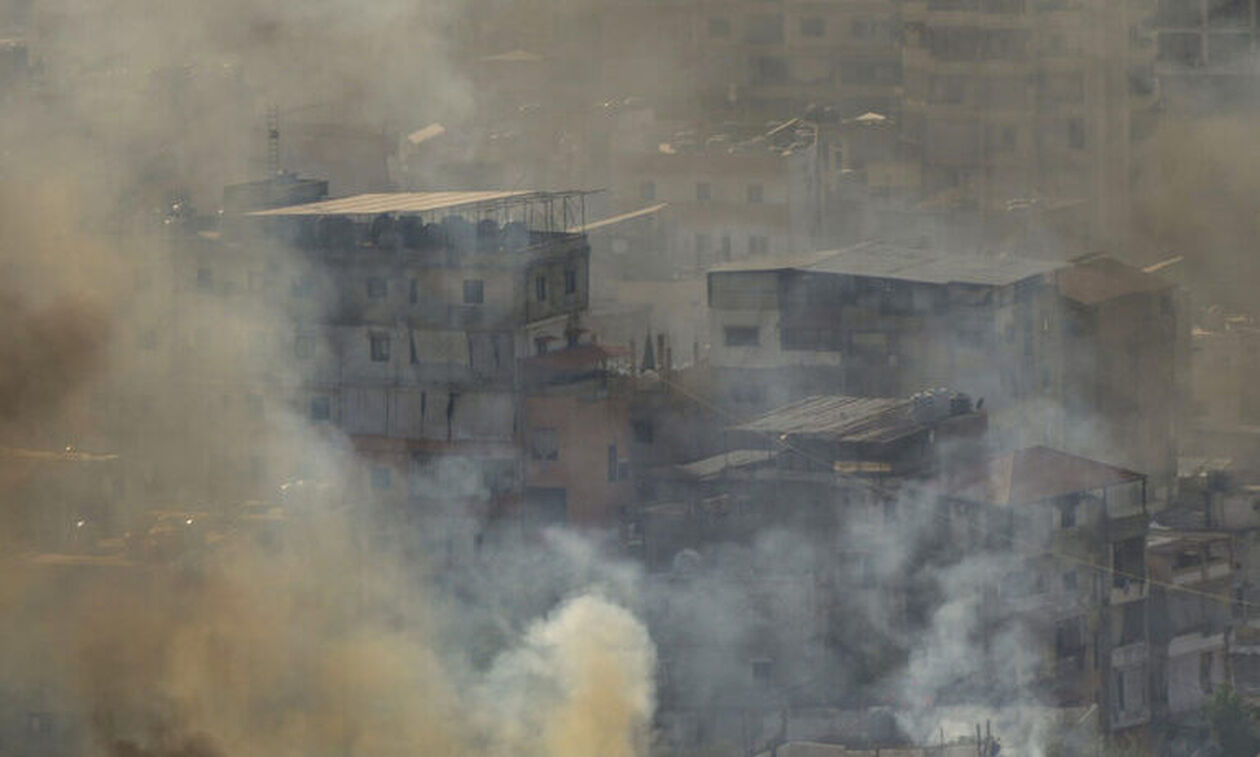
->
<box><xmin>899</xmin><ymin>0</ymin><xmax>1157</xmax><ymax>254</ymax></box>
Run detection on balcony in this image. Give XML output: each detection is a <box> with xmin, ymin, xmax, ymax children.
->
<box><xmin>1111</xmin><ymin>577</ymin><xmax>1148</xmax><ymax>605</ymax></box>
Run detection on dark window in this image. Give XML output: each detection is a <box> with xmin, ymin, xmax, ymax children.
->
<box><xmin>371</xmin><ymin>467</ymin><xmax>392</xmax><ymax>491</ymax></box>
<box><xmin>535</xmin><ymin>275</ymin><xmax>548</xmax><ymax>302</ymax></box>
<box><xmin>1201</xmin><ymin>652</ymin><xmax>1215</xmax><ymax>693</ymax></box>
<box><xmin>531</xmin><ymin>428</ymin><xmax>559</xmax><ymax>460</ymax></box>
<box><xmin>196</xmin><ymin>267</ymin><xmax>213</xmax><ymax>292</ymax></box>
<box><xmin>752</xmin><ymin>659</ymin><xmax>773</xmax><ymax>684</ymax></box>
<box><xmin>409</xmin><ymin>278</ymin><xmax>419</xmax><ymax>304</ymax></box>
<box><xmin>719</xmin><ymin>235</ymin><xmax>732</xmax><ymax>261</ymax></box>
<box><xmin>564</xmin><ymin>268</ymin><xmax>577</xmax><ymax>295</ymax></box>
<box><xmin>632</xmin><ymin>420</ymin><xmax>654</xmax><ymax>443</ymax></box>
<box><xmin>1060</xmin><ymin>500</ymin><xmax>1077</xmax><ymax>528</ymax></box>
<box><xmin>1115</xmin><ymin>670</ymin><xmax>1127</xmax><ymax>711</ymax></box>
<box><xmin>463</xmin><ymin>279</ymin><xmax>484</xmax><ymax>304</ymax></box>
<box><xmin>724</xmin><ymin>326</ymin><xmax>760</xmax><ymax>346</ymax></box>
<box><xmin>608</xmin><ymin>443</ymin><xmax>618</xmax><ymax>482</ymax></box>
<box><xmin>294</xmin><ymin>334</ymin><xmax>315</xmax><ymax>359</ymax></box>
<box><xmin>1113</xmin><ymin>537</ymin><xmax>1147</xmax><ymax>588</ymax></box>
<box><xmin>708</xmin><ymin>17</ymin><xmax>731</xmax><ymax>38</ymax></box>
<box><xmin>1156</xmin><ymin>0</ymin><xmax>1203</xmax><ymax>26</ymax></box>
<box><xmin>1158</xmin><ymin>31</ymin><xmax>1203</xmax><ymax>65</ymax></box>
<box><xmin>747</xmin><ymin>183</ymin><xmax>764</xmax><ymax>203</ymax></box>
<box><xmin>744</xmin><ymin>14</ymin><xmax>784</xmax><ymax>44</ymax></box>
<box><xmin>800</xmin><ymin>16</ymin><xmax>825</xmax><ymax>36</ymax></box>
<box><xmin>751</xmin><ymin>56</ymin><xmax>789</xmax><ymax>84</ymax></box>
<box><xmin>1055</xmin><ymin>617</ymin><xmax>1085</xmax><ymax>661</ymax></box>
<box><xmin>1067</xmin><ymin>118</ymin><xmax>1086</xmax><ymax>149</ymax></box>
<box><xmin>1209</xmin><ymin>0</ymin><xmax>1250</xmax><ymax>27</ymax></box>
<box><xmin>366</xmin><ymin>277</ymin><xmax>387</xmax><ymax>299</ymax></box>
<box><xmin>370</xmin><ymin>332</ymin><xmax>391</xmax><ymax>362</ymax></box>
<box><xmin>534</xmin><ymin>337</ymin><xmax>549</xmax><ymax>356</ymax></box>
<box><xmin>696</xmin><ymin>182</ymin><xmax>711</xmax><ymax>202</ymax></box>
<box><xmin>309</xmin><ymin>395</ymin><xmax>331</xmax><ymax>421</ymax></box>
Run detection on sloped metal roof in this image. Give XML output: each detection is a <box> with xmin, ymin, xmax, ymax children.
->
<box><xmin>710</xmin><ymin>241</ymin><xmax>1064</xmax><ymax>286</ymax></box>
<box><xmin>247</xmin><ymin>190</ymin><xmax>557</xmax><ymax>217</ymax></box>
<box><xmin>947</xmin><ymin>446</ymin><xmax>1142</xmax><ymax>507</ymax></box>
<box><xmin>731</xmin><ymin>394</ymin><xmax>962</xmax><ymax>444</ymax></box>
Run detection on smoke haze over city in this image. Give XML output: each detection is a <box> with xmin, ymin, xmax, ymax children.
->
<box><xmin>2</xmin><ymin>0</ymin><xmax>1260</xmax><ymax>755</ymax></box>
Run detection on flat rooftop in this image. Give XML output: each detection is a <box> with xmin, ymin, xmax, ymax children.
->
<box><xmin>248</xmin><ymin>190</ymin><xmax>591</xmax><ymax>217</ymax></box>
<box><xmin>710</xmin><ymin>241</ymin><xmax>1065</xmax><ymax>287</ymax></box>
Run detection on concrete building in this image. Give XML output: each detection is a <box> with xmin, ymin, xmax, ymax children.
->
<box><xmin>704</xmin><ymin>242</ymin><xmax>1181</xmax><ymax>490</ymax></box>
<box><xmin>941</xmin><ymin>446</ymin><xmax>1153</xmax><ymax>738</ymax></box>
<box><xmin>1148</xmin><ymin>0</ymin><xmax>1260</xmax><ymax>112</ymax></box>
<box><xmin>146</xmin><ymin>184</ymin><xmax>642</xmax><ymax>540</ymax></box>
<box><xmin>898</xmin><ymin>0</ymin><xmax>1157</xmax><ymax>252</ymax></box>
<box><xmin>609</xmin><ymin>119</ymin><xmax>826</xmax><ymax>276</ymax></box>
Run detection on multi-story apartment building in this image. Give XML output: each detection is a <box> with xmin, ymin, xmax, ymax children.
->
<box><xmin>941</xmin><ymin>445</ymin><xmax>1153</xmax><ymax>741</ymax></box>
<box><xmin>898</xmin><ymin>0</ymin><xmax>1157</xmax><ymax>252</ymax></box>
<box><xmin>141</xmin><ymin>182</ymin><xmax>638</xmax><ymax>538</ymax></box>
<box><xmin>704</xmin><ymin>242</ymin><xmax>1181</xmax><ymax>491</ymax></box>
<box><xmin>610</xmin><ymin>120</ymin><xmax>826</xmax><ymax>275</ymax></box>
<box><xmin>1147</xmin><ymin>0</ymin><xmax>1260</xmax><ymax>111</ymax></box>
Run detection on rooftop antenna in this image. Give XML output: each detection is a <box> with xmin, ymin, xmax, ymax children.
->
<box><xmin>266</xmin><ymin>103</ymin><xmax>280</xmax><ymax>176</ymax></box>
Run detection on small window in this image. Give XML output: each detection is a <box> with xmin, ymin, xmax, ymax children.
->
<box><xmin>534</xmin><ymin>337</ymin><xmax>550</xmax><ymax>356</ymax></box>
<box><xmin>294</xmin><ymin>334</ymin><xmax>316</xmax><ymax>359</ymax></box>
<box><xmin>639</xmin><ymin>180</ymin><xmax>656</xmax><ymax>201</ymax></box>
<box><xmin>370</xmin><ymin>467</ymin><xmax>392</xmax><ymax>491</ymax></box>
<box><xmin>1063</xmin><ymin>570</ymin><xmax>1078</xmax><ymax>592</ymax></box>
<box><xmin>1067</xmin><ymin>118</ymin><xmax>1086</xmax><ymax>149</ymax></box>
<box><xmin>708</xmin><ymin>17</ymin><xmax>731</xmax><ymax>38</ymax></box>
<box><xmin>463</xmin><ymin>279</ymin><xmax>484</xmax><ymax>304</ymax></box>
<box><xmin>607</xmin><ymin>443</ymin><xmax>619</xmax><ymax>482</ymax></box>
<box><xmin>724</xmin><ymin>326</ymin><xmax>760</xmax><ymax>347</ymax></box>
<box><xmin>1201</xmin><ymin>652</ymin><xmax>1215</xmax><ymax>693</ymax></box>
<box><xmin>800</xmin><ymin>16</ymin><xmax>825</xmax><ymax>37</ymax></box>
<box><xmin>747</xmin><ymin>183</ymin><xmax>764</xmax><ymax>204</ymax></box>
<box><xmin>409</xmin><ymin>278</ymin><xmax>419</xmax><ymax>304</ymax></box>
<box><xmin>1060</xmin><ymin>501</ymin><xmax>1077</xmax><ymax>528</ymax></box>
<box><xmin>696</xmin><ymin>182</ymin><xmax>711</xmax><ymax>202</ymax></box>
<box><xmin>535</xmin><ymin>275</ymin><xmax>548</xmax><ymax>302</ymax></box>
<box><xmin>633</xmin><ymin>419</ymin><xmax>654</xmax><ymax>443</ymax></box>
<box><xmin>196</xmin><ymin>267</ymin><xmax>213</xmax><ymax>292</ymax></box>
<box><xmin>366</xmin><ymin>277</ymin><xmax>387</xmax><ymax>299</ymax></box>
<box><xmin>309</xmin><ymin>396</ymin><xmax>331</xmax><ymax>421</ymax></box>
<box><xmin>564</xmin><ymin>268</ymin><xmax>577</xmax><ymax>295</ymax></box>
<box><xmin>532</xmin><ymin>428</ymin><xmax>559</xmax><ymax>460</ymax></box>
<box><xmin>370</xmin><ymin>332</ymin><xmax>391</xmax><ymax>362</ymax></box>
<box><xmin>751</xmin><ymin>659</ymin><xmax>773</xmax><ymax>684</ymax></box>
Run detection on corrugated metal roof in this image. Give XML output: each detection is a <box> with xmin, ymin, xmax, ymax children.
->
<box><xmin>675</xmin><ymin>450</ymin><xmax>774</xmax><ymax>479</ymax></box>
<box><xmin>947</xmin><ymin>446</ymin><xmax>1142</xmax><ymax>507</ymax></box>
<box><xmin>710</xmin><ymin>241</ymin><xmax>1064</xmax><ymax>286</ymax></box>
<box><xmin>1056</xmin><ymin>256</ymin><xmax>1170</xmax><ymax>305</ymax></box>
<box><xmin>568</xmin><ymin>203</ymin><xmax>667</xmax><ymax>233</ymax></box>
<box><xmin>731</xmin><ymin>394</ymin><xmax>959</xmax><ymax>443</ymax></box>
<box><xmin>247</xmin><ymin>190</ymin><xmax>540</xmax><ymax>217</ymax></box>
